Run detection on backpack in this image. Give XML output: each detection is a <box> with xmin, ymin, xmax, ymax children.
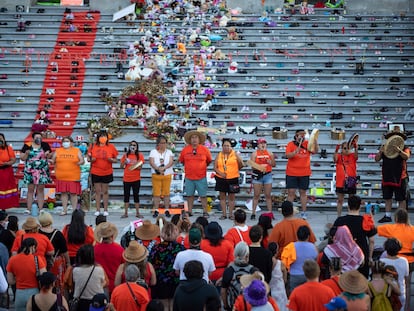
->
<box><xmin>368</xmin><ymin>282</ymin><xmax>393</xmax><ymax>311</ymax></box>
<box><xmin>226</xmin><ymin>263</ymin><xmax>254</xmax><ymax>308</ymax></box>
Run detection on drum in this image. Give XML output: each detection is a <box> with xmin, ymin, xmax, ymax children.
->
<box><xmin>347</xmin><ymin>133</ymin><xmax>359</xmax><ymax>149</ymax></box>
<box><xmin>128</xmin><ymin>160</ymin><xmax>143</xmax><ymax>171</ymax></box>
<box><xmin>308</xmin><ymin>128</ymin><xmax>319</xmax><ymax>152</ymax></box>
<box><xmin>383</xmin><ymin>135</ymin><xmax>405</xmax><ymax>159</ymax></box>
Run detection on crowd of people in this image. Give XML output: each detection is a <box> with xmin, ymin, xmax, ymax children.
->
<box><xmin>0</xmin><ymin>199</ymin><xmax>410</xmax><ymax>310</ymax></box>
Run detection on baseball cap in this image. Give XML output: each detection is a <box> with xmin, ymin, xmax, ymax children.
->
<box><xmin>324</xmin><ymin>297</ymin><xmax>347</xmax><ymax>311</ymax></box>
<box><xmin>189</xmin><ymin>227</ymin><xmax>202</xmax><ymax>245</ymax></box>
<box><xmin>257</xmin><ymin>138</ymin><xmax>267</xmax><ymax>144</ymax></box>
<box><xmin>89</xmin><ymin>293</ymin><xmax>108</xmax><ymax>311</ymax></box>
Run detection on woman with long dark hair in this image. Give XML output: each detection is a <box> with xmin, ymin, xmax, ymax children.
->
<box><xmin>0</xmin><ymin>133</ymin><xmax>19</xmax><ymax>209</ymax></box>
<box><xmin>88</xmin><ymin>131</ymin><xmax>118</xmax><ymax>216</ymax></box>
<box><xmin>120</xmin><ymin>140</ymin><xmax>145</xmax><ymax>218</ymax></box>
<box><xmin>71</xmin><ymin>245</ymin><xmax>106</xmax><ymax>310</ymax></box>
<box><xmin>7</xmin><ymin>238</ymin><xmax>47</xmax><ymax>311</ymax></box>
<box><xmin>62</xmin><ymin>209</ymin><xmax>94</xmax><ymax>265</ymax></box>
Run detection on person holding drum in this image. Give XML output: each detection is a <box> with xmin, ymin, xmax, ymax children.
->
<box><xmin>120</xmin><ymin>140</ymin><xmax>145</xmax><ymax>218</ymax></box>
<box><xmin>250</xmin><ymin>138</ymin><xmax>276</xmax><ymax>220</ymax></box>
<box><xmin>285</xmin><ymin>129</ymin><xmax>319</xmax><ymax>220</ymax></box>
<box><xmin>333</xmin><ymin>136</ymin><xmax>359</xmax><ymax>217</ymax></box>
<box><xmin>214</xmin><ymin>138</ymin><xmax>244</xmax><ymax>220</ymax></box>
<box><xmin>375</xmin><ymin>126</ymin><xmax>410</xmax><ymax>223</ymax></box>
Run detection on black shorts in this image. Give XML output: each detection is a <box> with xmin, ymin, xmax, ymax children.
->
<box><xmin>91</xmin><ymin>174</ymin><xmax>113</xmax><ymax>184</ymax></box>
<box><xmin>286</xmin><ymin>175</ymin><xmax>310</xmax><ymax>190</ymax></box>
<box><xmin>336</xmin><ymin>187</ymin><xmax>357</xmax><ymax>195</ymax></box>
<box><xmin>215</xmin><ymin>176</ymin><xmax>239</xmax><ymax>193</ymax></box>
<box><xmin>382</xmin><ymin>178</ymin><xmax>408</xmax><ymax>201</ymax></box>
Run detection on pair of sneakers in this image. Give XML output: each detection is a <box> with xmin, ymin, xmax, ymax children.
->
<box><xmin>94</xmin><ymin>211</ymin><xmax>109</xmax><ymax>216</ymax></box>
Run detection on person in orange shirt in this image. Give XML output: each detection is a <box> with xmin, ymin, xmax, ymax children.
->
<box><xmin>88</xmin><ymin>131</ymin><xmax>118</xmax><ymax>216</ymax></box>
<box><xmin>285</xmin><ymin>129</ymin><xmax>318</xmax><ymax>220</ymax></box>
<box><xmin>214</xmin><ymin>138</ymin><xmax>244</xmax><ymax>220</ymax></box>
<box><xmin>333</xmin><ymin>141</ymin><xmax>358</xmax><ymax>217</ymax></box>
<box><xmin>179</xmin><ymin>131</ymin><xmax>212</xmax><ymax>217</ymax></box>
<box><xmin>268</xmin><ymin>201</ymin><xmax>316</xmax><ymax>259</ymax></box>
<box><xmin>250</xmin><ymin>138</ymin><xmax>275</xmax><ymax>220</ymax></box>
<box><xmin>201</xmin><ymin>221</ymin><xmax>234</xmax><ymax>285</ymax></box>
<box><xmin>11</xmin><ymin>217</ymin><xmax>54</xmax><ymax>262</ymax></box>
<box><xmin>62</xmin><ymin>209</ymin><xmax>95</xmax><ymax>265</ymax></box>
<box><xmin>51</xmin><ymin>136</ymin><xmax>84</xmax><ymax>216</ymax></box>
<box><xmin>120</xmin><ymin>140</ymin><xmax>145</xmax><ymax>218</ymax></box>
<box><xmin>0</xmin><ymin>133</ymin><xmax>19</xmax><ymax>209</ymax></box>
<box><xmin>7</xmin><ymin>238</ymin><xmax>47</xmax><ymax>311</ymax></box>
<box><xmin>224</xmin><ymin>209</ymin><xmax>252</xmax><ymax>247</ymax></box>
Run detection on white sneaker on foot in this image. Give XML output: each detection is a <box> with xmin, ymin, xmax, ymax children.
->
<box><xmin>24</xmin><ymin>209</ymin><xmax>30</xmax><ymax>214</ymax></box>
<box><xmin>94</xmin><ymin>211</ymin><xmax>100</xmax><ymax>216</ymax></box>
<box><xmin>103</xmin><ymin>211</ymin><xmax>109</xmax><ymax>216</ymax></box>
<box><xmin>300</xmin><ymin>212</ymin><xmax>307</xmax><ymax>220</ymax></box>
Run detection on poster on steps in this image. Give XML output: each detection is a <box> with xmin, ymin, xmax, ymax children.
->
<box><xmin>61</xmin><ymin>0</ymin><xmax>84</xmax><ymax>5</ymax></box>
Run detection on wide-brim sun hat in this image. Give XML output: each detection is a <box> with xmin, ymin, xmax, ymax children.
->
<box><xmin>134</xmin><ymin>219</ymin><xmax>160</xmax><ymax>240</ymax></box>
<box><xmin>338</xmin><ymin>270</ymin><xmax>368</xmax><ymax>294</ymax></box>
<box><xmin>94</xmin><ymin>221</ymin><xmax>118</xmax><ymax>242</ymax></box>
<box><xmin>122</xmin><ymin>240</ymin><xmax>148</xmax><ymax>263</ymax></box>
<box><xmin>183</xmin><ymin>130</ymin><xmax>206</xmax><ymax>145</ymax></box>
<box><xmin>22</xmin><ymin>217</ymin><xmax>39</xmax><ymax>231</ymax></box>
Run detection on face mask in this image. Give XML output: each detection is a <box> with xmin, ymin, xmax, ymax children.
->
<box><xmin>62</xmin><ymin>142</ymin><xmax>71</xmax><ymax>148</ymax></box>
<box><xmin>34</xmin><ymin>138</ymin><xmax>41</xmax><ymax>145</ymax></box>
<box><xmin>129</xmin><ymin>145</ymin><xmax>136</xmax><ymax>152</ymax></box>
<box><xmin>99</xmin><ymin>137</ymin><xmax>107</xmax><ymax>144</ymax></box>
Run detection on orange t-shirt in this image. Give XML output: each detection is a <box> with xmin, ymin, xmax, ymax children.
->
<box><xmin>55</xmin><ymin>147</ymin><xmax>81</xmax><ymax>181</ymax></box>
<box><xmin>224</xmin><ymin>226</ymin><xmax>252</xmax><ymax>247</ymax></box>
<box><xmin>121</xmin><ymin>153</ymin><xmax>145</xmax><ymax>182</ymax></box>
<box><xmin>234</xmin><ymin>295</ymin><xmax>280</xmax><ymax>311</ymax></box>
<box><xmin>89</xmin><ymin>143</ymin><xmax>118</xmax><ymax>176</ymax></box>
<box><xmin>176</xmin><ymin>235</ymin><xmax>190</xmax><ymax>249</ymax></box>
<box><xmin>268</xmin><ymin>218</ymin><xmax>316</xmax><ymax>259</ymax></box>
<box><xmin>321</xmin><ymin>275</ymin><xmax>342</xmax><ymax>296</ymax></box>
<box><xmin>201</xmin><ymin>239</ymin><xmax>234</xmax><ymax>281</ymax></box>
<box><xmin>288</xmin><ymin>281</ymin><xmax>335</xmax><ymax>311</ymax></box>
<box><xmin>254</xmin><ymin>149</ymin><xmax>273</xmax><ymax>173</ymax></box>
<box><xmin>0</xmin><ymin>145</ymin><xmax>15</xmax><ymax>163</ymax></box>
<box><xmin>216</xmin><ymin>151</ymin><xmax>240</xmax><ymax>179</ymax></box>
<box><xmin>62</xmin><ymin>225</ymin><xmax>95</xmax><ymax>258</ymax></box>
<box><xmin>179</xmin><ymin>145</ymin><xmax>212</xmax><ymax>180</ymax></box>
<box><xmin>335</xmin><ymin>153</ymin><xmax>357</xmax><ymax>187</ymax></box>
<box><xmin>111</xmin><ymin>282</ymin><xmax>149</xmax><ymax>311</ymax></box>
<box><xmin>7</xmin><ymin>253</ymin><xmax>46</xmax><ymax>289</ymax></box>
<box><xmin>11</xmin><ymin>232</ymin><xmax>54</xmax><ymax>261</ymax></box>
<box><xmin>378</xmin><ymin>223</ymin><xmax>414</xmax><ymax>263</ymax></box>
<box><xmin>285</xmin><ymin>140</ymin><xmax>311</xmax><ymax>176</ymax></box>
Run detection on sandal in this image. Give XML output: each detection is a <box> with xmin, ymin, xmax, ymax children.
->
<box><xmin>219</xmin><ymin>215</ymin><xmax>227</xmax><ymax>220</ymax></box>
<box><xmin>229</xmin><ymin>215</ymin><xmax>234</xmax><ymax>220</ymax></box>
<box><xmin>136</xmin><ymin>214</ymin><xmax>143</xmax><ymax>218</ymax></box>
<box><xmin>120</xmin><ymin>214</ymin><xmax>128</xmax><ymax>218</ymax></box>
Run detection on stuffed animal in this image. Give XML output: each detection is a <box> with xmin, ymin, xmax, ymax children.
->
<box><xmin>213</xmin><ymin>49</ymin><xmax>226</xmax><ymax>60</ymax></box>
<box><xmin>227</xmin><ymin>27</ymin><xmax>239</xmax><ymax>40</ymax></box>
<box><xmin>146</xmin><ymin>59</ymin><xmax>164</xmax><ymax>81</ymax></box>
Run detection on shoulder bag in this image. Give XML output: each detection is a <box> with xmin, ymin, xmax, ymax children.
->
<box><xmin>126</xmin><ymin>282</ymin><xmax>141</xmax><ymax>309</ymax></box>
<box><xmin>69</xmin><ymin>265</ymin><xmax>95</xmax><ymax>311</ymax></box>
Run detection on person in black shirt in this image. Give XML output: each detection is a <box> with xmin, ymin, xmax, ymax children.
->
<box><xmin>248</xmin><ymin>225</ymin><xmax>273</xmax><ymax>283</ymax></box>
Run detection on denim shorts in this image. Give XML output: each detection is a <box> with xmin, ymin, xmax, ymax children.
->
<box><xmin>252</xmin><ymin>172</ymin><xmax>273</xmax><ymax>185</ymax></box>
<box><xmin>184</xmin><ymin>177</ymin><xmax>208</xmax><ymax>197</ymax></box>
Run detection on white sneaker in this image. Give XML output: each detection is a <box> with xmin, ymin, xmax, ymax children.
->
<box><xmin>94</xmin><ymin>211</ymin><xmax>100</xmax><ymax>216</ymax></box>
<box><xmin>24</xmin><ymin>209</ymin><xmax>30</xmax><ymax>214</ymax></box>
<box><xmin>300</xmin><ymin>212</ymin><xmax>307</xmax><ymax>220</ymax></box>
<box><xmin>103</xmin><ymin>211</ymin><xmax>109</xmax><ymax>216</ymax></box>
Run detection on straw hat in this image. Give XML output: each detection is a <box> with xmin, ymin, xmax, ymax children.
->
<box><xmin>122</xmin><ymin>240</ymin><xmax>148</xmax><ymax>263</ymax></box>
<box><xmin>383</xmin><ymin>135</ymin><xmax>405</xmax><ymax>159</ymax></box>
<box><xmin>240</xmin><ymin>271</ymin><xmax>266</xmax><ymax>289</ymax></box>
<box><xmin>183</xmin><ymin>130</ymin><xmax>206</xmax><ymax>145</ymax></box>
<box><xmin>22</xmin><ymin>217</ymin><xmax>39</xmax><ymax>231</ymax></box>
<box><xmin>134</xmin><ymin>220</ymin><xmax>160</xmax><ymax>240</ymax></box>
<box><xmin>338</xmin><ymin>270</ymin><xmax>368</xmax><ymax>294</ymax></box>
<box><xmin>94</xmin><ymin>222</ymin><xmax>118</xmax><ymax>242</ymax></box>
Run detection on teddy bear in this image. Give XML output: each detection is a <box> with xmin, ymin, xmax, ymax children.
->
<box><xmin>146</xmin><ymin>59</ymin><xmax>164</xmax><ymax>81</ymax></box>
<box><xmin>213</xmin><ymin>49</ymin><xmax>226</xmax><ymax>60</ymax></box>
<box><xmin>227</xmin><ymin>27</ymin><xmax>239</xmax><ymax>40</ymax></box>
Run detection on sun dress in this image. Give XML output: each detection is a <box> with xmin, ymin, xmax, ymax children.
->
<box><xmin>269</xmin><ymin>259</ymin><xmax>288</xmax><ymax>311</ymax></box>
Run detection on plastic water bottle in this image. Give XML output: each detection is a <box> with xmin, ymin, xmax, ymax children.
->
<box><xmin>31</xmin><ymin>203</ymin><xmax>38</xmax><ymax>217</ymax></box>
<box><xmin>365</xmin><ymin>201</ymin><xmax>371</xmax><ymax>214</ymax></box>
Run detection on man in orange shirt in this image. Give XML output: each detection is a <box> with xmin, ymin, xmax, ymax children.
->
<box><xmin>285</xmin><ymin>129</ymin><xmax>318</xmax><ymax>219</ymax></box>
<box><xmin>268</xmin><ymin>201</ymin><xmax>316</xmax><ymax>259</ymax></box>
<box><xmin>179</xmin><ymin>131</ymin><xmax>212</xmax><ymax>217</ymax></box>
